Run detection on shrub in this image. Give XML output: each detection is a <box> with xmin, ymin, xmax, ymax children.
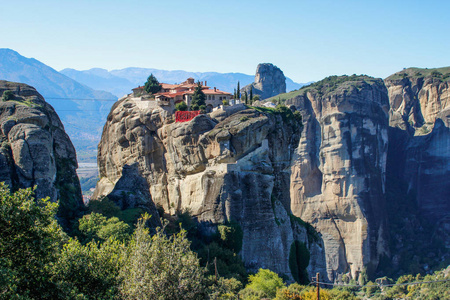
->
<box><xmin>52</xmin><ymin>237</ymin><xmax>125</xmax><ymax>299</ymax></box>
<box><xmin>175</xmin><ymin>101</ymin><xmax>188</xmax><ymax>111</ymax></box>
<box><xmin>240</xmin><ymin>269</ymin><xmax>285</xmax><ymax>299</ymax></box>
<box><xmin>119</xmin><ymin>215</ymin><xmax>206</xmax><ymax>299</ymax></box>
<box><xmin>218</xmin><ymin>222</ymin><xmax>243</xmax><ymax>252</ymax></box>
<box><xmin>0</xmin><ymin>183</ymin><xmax>63</xmax><ymax>298</ymax></box>
<box><xmin>431</xmin><ymin>70</ymin><xmax>443</xmax><ymax>77</ymax></box>
<box><xmin>222</xmin><ymin>99</ymin><xmax>229</xmax><ymax>106</ymax></box>
<box><xmin>78</xmin><ymin>212</ymin><xmax>131</xmax><ymax>243</ymax></box>
<box><xmin>1</xmin><ymin>90</ymin><xmax>14</xmax><ymax>101</ymax></box>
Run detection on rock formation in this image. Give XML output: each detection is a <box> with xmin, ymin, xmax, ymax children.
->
<box><xmin>93</xmin><ymin>68</ymin><xmax>450</xmax><ymax>283</ymax></box>
<box><xmin>384</xmin><ymin>68</ymin><xmax>450</xmax><ymax>252</ymax></box>
<box><xmin>94</xmin><ymin>97</ymin><xmax>327</xmax><ymax>280</ymax></box>
<box><xmin>0</xmin><ymin>81</ymin><xmax>83</xmax><ymax>227</ymax></box>
<box><xmin>285</xmin><ymin>75</ymin><xmax>390</xmax><ymax>281</ymax></box>
<box><xmin>241</xmin><ymin>63</ymin><xmax>286</xmax><ymax>100</ymax></box>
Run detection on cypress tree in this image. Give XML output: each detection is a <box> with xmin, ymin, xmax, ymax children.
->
<box><xmin>237</xmin><ymin>81</ymin><xmax>240</xmax><ymax>100</ymax></box>
<box><xmin>244</xmin><ymin>91</ymin><xmax>248</xmax><ymax>105</ymax></box>
<box><xmin>249</xmin><ymin>87</ymin><xmax>253</xmax><ymax>105</ymax></box>
<box><xmin>190</xmin><ymin>81</ymin><xmax>206</xmax><ymax>110</ymax></box>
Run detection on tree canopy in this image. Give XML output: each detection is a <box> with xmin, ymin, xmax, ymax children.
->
<box><xmin>144</xmin><ymin>74</ymin><xmax>162</xmax><ymax>94</ymax></box>
<box><xmin>190</xmin><ymin>81</ymin><xmax>206</xmax><ymax>110</ymax></box>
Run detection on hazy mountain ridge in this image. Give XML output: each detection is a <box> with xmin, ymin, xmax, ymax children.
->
<box><xmin>61</xmin><ymin>67</ymin><xmax>305</xmax><ymax>97</ymax></box>
<box><xmin>0</xmin><ymin>49</ymin><xmax>118</xmax><ymax>160</ymax></box>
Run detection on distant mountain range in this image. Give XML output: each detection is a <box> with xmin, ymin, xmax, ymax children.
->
<box><xmin>60</xmin><ymin>67</ymin><xmax>306</xmax><ymax>98</ymax></box>
<box><xmin>0</xmin><ymin>48</ymin><xmax>117</xmax><ymax>161</ymax></box>
<box><xmin>0</xmin><ymin>48</ymin><xmax>307</xmax><ymax>162</ymax></box>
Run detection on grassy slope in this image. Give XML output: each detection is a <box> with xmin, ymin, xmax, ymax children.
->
<box><xmin>265</xmin><ymin>74</ymin><xmax>380</xmax><ymax>103</ymax></box>
<box><xmin>385</xmin><ymin>66</ymin><xmax>450</xmax><ymax>80</ymax></box>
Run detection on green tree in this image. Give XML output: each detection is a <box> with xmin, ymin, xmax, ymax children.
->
<box><xmin>249</xmin><ymin>87</ymin><xmax>253</xmax><ymax>105</ymax></box>
<box><xmin>175</xmin><ymin>101</ymin><xmax>188</xmax><ymax>111</ymax></box>
<box><xmin>288</xmin><ymin>241</ymin><xmax>310</xmax><ymax>284</ymax></box>
<box><xmin>144</xmin><ymin>74</ymin><xmax>162</xmax><ymax>94</ymax></box>
<box><xmin>237</xmin><ymin>81</ymin><xmax>240</xmax><ymax>99</ymax></box>
<box><xmin>52</xmin><ymin>237</ymin><xmax>125</xmax><ymax>299</ymax></box>
<box><xmin>190</xmin><ymin>81</ymin><xmax>206</xmax><ymax>111</ymax></box>
<box><xmin>240</xmin><ymin>269</ymin><xmax>285</xmax><ymax>299</ymax></box>
<box><xmin>120</xmin><ymin>215</ymin><xmax>206</xmax><ymax>299</ymax></box>
<box><xmin>78</xmin><ymin>212</ymin><xmax>131</xmax><ymax>243</ymax></box>
<box><xmin>244</xmin><ymin>91</ymin><xmax>248</xmax><ymax>105</ymax></box>
<box><xmin>0</xmin><ymin>183</ymin><xmax>63</xmax><ymax>298</ymax></box>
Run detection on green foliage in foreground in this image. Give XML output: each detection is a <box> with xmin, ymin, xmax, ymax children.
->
<box><xmin>2</xmin><ymin>183</ymin><xmax>449</xmax><ymax>299</ymax></box>
<box><xmin>0</xmin><ymin>183</ymin><xmax>64</xmax><ymax>298</ymax></box>
<box><xmin>0</xmin><ymin>185</ymin><xmax>208</xmax><ymax>299</ymax></box>
<box><xmin>240</xmin><ymin>269</ymin><xmax>285</xmax><ymax>299</ymax></box>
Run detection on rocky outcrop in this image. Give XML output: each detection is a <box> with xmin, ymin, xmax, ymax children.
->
<box><xmin>241</xmin><ymin>63</ymin><xmax>286</xmax><ymax>100</ymax></box>
<box><xmin>384</xmin><ymin>69</ymin><xmax>450</xmax><ymax>252</ymax></box>
<box><xmin>94</xmin><ymin>68</ymin><xmax>450</xmax><ymax>282</ymax></box>
<box><xmin>94</xmin><ymin>98</ymin><xmax>326</xmax><ymax>280</ymax></box>
<box><xmin>285</xmin><ymin>76</ymin><xmax>390</xmax><ymax>281</ymax></box>
<box><xmin>0</xmin><ymin>81</ymin><xmax>83</xmax><ymax>227</ymax></box>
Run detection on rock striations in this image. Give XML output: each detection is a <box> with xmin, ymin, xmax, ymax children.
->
<box><xmin>94</xmin><ymin>68</ymin><xmax>450</xmax><ymax>283</ymax></box>
<box><xmin>94</xmin><ymin>98</ymin><xmax>326</xmax><ymax>280</ymax></box>
<box><xmin>384</xmin><ymin>68</ymin><xmax>450</xmax><ymax>249</ymax></box>
<box><xmin>0</xmin><ymin>81</ymin><xmax>83</xmax><ymax>227</ymax></box>
<box><xmin>241</xmin><ymin>63</ymin><xmax>286</xmax><ymax>100</ymax></box>
<box><xmin>285</xmin><ymin>76</ymin><xmax>390</xmax><ymax>281</ymax></box>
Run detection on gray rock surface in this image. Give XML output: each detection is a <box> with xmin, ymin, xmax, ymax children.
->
<box><xmin>0</xmin><ymin>80</ymin><xmax>83</xmax><ymax>227</ymax></box>
<box><xmin>285</xmin><ymin>76</ymin><xmax>390</xmax><ymax>282</ymax></box>
<box><xmin>241</xmin><ymin>63</ymin><xmax>287</xmax><ymax>100</ymax></box>
<box><xmin>94</xmin><ymin>95</ymin><xmax>326</xmax><ymax>280</ymax></box>
<box><xmin>384</xmin><ymin>70</ymin><xmax>450</xmax><ymax>248</ymax></box>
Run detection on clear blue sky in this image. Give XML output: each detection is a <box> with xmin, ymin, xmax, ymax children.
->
<box><xmin>1</xmin><ymin>0</ymin><xmax>449</xmax><ymax>83</ymax></box>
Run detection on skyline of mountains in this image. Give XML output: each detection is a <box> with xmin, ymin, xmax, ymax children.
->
<box><xmin>0</xmin><ymin>48</ymin><xmax>117</xmax><ymax>160</ymax></box>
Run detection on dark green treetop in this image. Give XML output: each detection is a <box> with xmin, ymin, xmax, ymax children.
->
<box><xmin>144</xmin><ymin>74</ymin><xmax>162</xmax><ymax>94</ymax></box>
<box><xmin>190</xmin><ymin>81</ymin><xmax>206</xmax><ymax>110</ymax></box>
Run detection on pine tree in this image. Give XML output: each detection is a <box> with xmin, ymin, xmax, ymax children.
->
<box><xmin>144</xmin><ymin>74</ymin><xmax>162</xmax><ymax>94</ymax></box>
<box><xmin>237</xmin><ymin>81</ymin><xmax>240</xmax><ymax>100</ymax></box>
<box><xmin>190</xmin><ymin>81</ymin><xmax>206</xmax><ymax>110</ymax></box>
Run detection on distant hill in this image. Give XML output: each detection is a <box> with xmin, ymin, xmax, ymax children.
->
<box><xmin>0</xmin><ymin>48</ymin><xmax>117</xmax><ymax>161</ymax></box>
<box><xmin>61</xmin><ymin>67</ymin><xmax>305</xmax><ymax>98</ymax></box>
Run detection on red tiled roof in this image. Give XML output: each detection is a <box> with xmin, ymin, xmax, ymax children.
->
<box><xmin>133</xmin><ymin>78</ymin><xmax>231</xmax><ymax>96</ymax></box>
<box><xmin>184</xmin><ymin>89</ymin><xmax>231</xmax><ymax>95</ymax></box>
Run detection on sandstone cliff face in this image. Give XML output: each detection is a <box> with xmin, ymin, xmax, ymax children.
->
<box><xmin>0</xmin><ymin>81</ymin><xmax>83</xmax><ymax>227</ymax></box>
<box><xmin>286</xmin><ymin>76</ymin><xmax>390</xmax><ymax>281</ymax></box>
<box><xmin>384</xmin><ymin>69</ymin><xmax>450</xmax><ymax>248</ymax></box>
<box><xmin>94</xmin><ymin>97</ymin><xmax>327</xmax><ymax>280</ymax></box>
<box><xmin>241</xmin><ymin>63</ymin><xmax>286</xmax><ymax>100</ymax></box>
